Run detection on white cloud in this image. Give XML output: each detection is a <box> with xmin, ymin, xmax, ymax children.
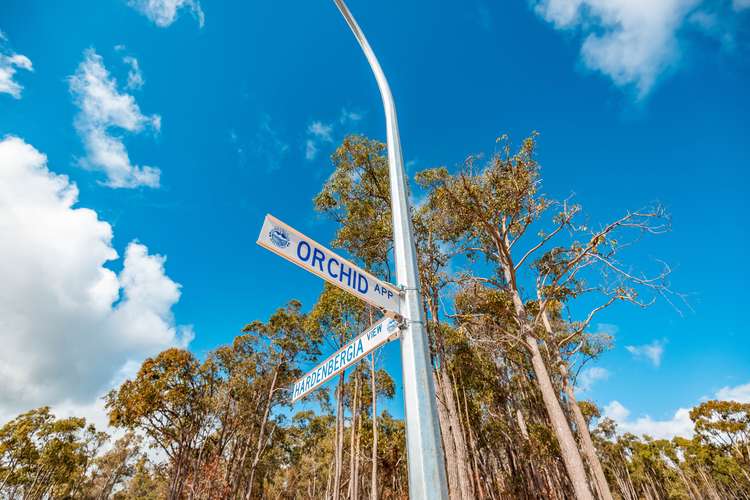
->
<box><xmin>303</xmin><ymin>107</ymin><xmax>368</xmax><ymax>161</ymax></box>
<box><xmin>603</xmin><ymin>380</ymin><xmax>750</xmax><ymax>440</ymax></box>
<box><xmin>0</xmin><ymin>136</ymin><xmax>191</xmax><ymax>426</ymax></box>
<box><xmin>52</xmin><ymin>397</ymin><xmax>112</xmax><ymax>433</ymax></box>
<box><xmin>308</xmin><ymin>121</ymin><xmax>334</xmax><ymax>142</ymax></box>
<box><xmin>689</xmin><ymin>9</ymin><xmax>720</xmax><ymax>31</ymax></box>
<box><xmin>536</xmin><ymin>0</ymin><xmax>583</xmax><ymax>27</ymax></box>
<box><xmin>305</xmin><ymin>139</ymin><xmax>318</xmax><ymax>161</ymax></box>
<box><xmin>123</xmin><ymin>55</ymin><xmax>144</xmax><ymax>90</ymax></box>
<box><xmin>625</xmin><ymin>339</ymin><xmax>665</xmax><ymax>367</ymax></box>
<box><xmin>253</xmin><ymin>114</ymin><xmax>289</xmax><ymax>171</ymax></box>
<box><xmin>69</xmin><ymin>49</ymin><xmax>161</xmax><ymax>188</ymax></box>
<box><xmin>305</xmin><ymin>121</ymin><xmax>334</xmax><ymax>161</ymax></box>
<box><xmin>595</xmin><ymin>322</ymin><xmax>619</xmax><ymax>337</ymax></box>
<box><xmin>127</xmin><ymin>0</ymin><xmax>205</xmax><ymax>28</ymax></box>
<box><xmin>577</xmin><ymin>366</ymin><xmax>610</xmax><ymax>393</ymax></box>
<box><xmin>0</xmin><ymin>36</ymin><xmax>33</xmax><ymax>99</ymax></box>
<box><xmin>686</xmin><ymin>2</ymin><xmax>750</xmax><ymax>51</ymax></box>
<box><xmin>533</xmin><ymin>0</ymin><xmax>701</xmax><ymax>97</ymax></box>
<box><xmin>227</xmin><ymin>129</ymin><xmax>247</xmax><ymax>166</ymax></box>
<box><xmin>603</xmin><ymin>401</ymin><xmax>694</xmax><ymax>439</ymax></box>
<box><xmin>339</xmin><ymin>108</ymin><xmax>364</xmax><ymax>125</ymax></box>
<box><xmin>716</xmin><ymin>381</ymin><xmax>750</xmax><ymax>403</ymax></box>
<box><xmin>305</xmin><ymin>107</ymin><xmax>366</xmax><ymax>161</ymax></box>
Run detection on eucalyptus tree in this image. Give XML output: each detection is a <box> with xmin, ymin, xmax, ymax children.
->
<box><xmin>412</xmin><ymin>193</ymin><xmax>478</xmax><ymax>499</ymax></box>
<box><xmin>85</xmin><ymin>432</ymin><xmax>142</xmax><ymax>498</ymax></box>
<box><xmin>691</xmin><ymin>399</ymin><xmax>750</xmax><ymax>460</ymax></box>
<box><xmin>529</xmin><ymin>192</ymin><xmax>678</xmax><ymax>500</ymax></box>
<box><xmin>315</xmin><ymin>134</ymin><xmax>475</xmax><ymax>499</ymax></box>
<box><xmin>0</xmin><ymin>406</ymin><xmax>105</xmax><ymax>499</ymax></box>
<box><xmin>340</xmin><ymin>361</ymin><xmax>396</xmax><ymax>499</ymax></box>
<box><xmin>106</xmin><ymin>300</ymin><xmax>316</xmax><ymax>499</ymax></box>
<box><xmin>235</xmin><ymin>298</ymin><xmax>317</xmax><ymax>498</ymax></box>
<box><xmin>306</xmin><ymin>283</ymin><xmax>368</xmax><ymax>500</ymax></box>
<box><xmin>413</xmin><ymin>135</ymin><xmax>593</xmax><ymax>497</ymax></box>
<box><xmin>416</xmin><ymin>132</ymin><xmax>685</xmax><ymax>499</ymax></box>
<box><xmin>105</xmin><ymin>348</ymin><xmax>215</xmax><ymax>499</ymax></box>
<box><xmin>588</xmin><ymin>399</ymin><xmax>750</xmax><ymax>500</ymax></box>
<box><xmin>115</xmin><ymin>456</ymin><xmax>166</xmax><ymax>499</ymax></box>
<box><xmin>267</xmin><ymin>411</ymin><xmax>337</xmax><ymax>498</ymax></box>
<box><xmin>314</xmin><ymin>135</ymin><xmax>393</xmax><ymax>279</ymax></box>
<box><xmin>689</xmin><ymin>399</ymin><xmax>750</xmax><ymax>494</ymax></box>
<box><xmin>449</xmin><ymin>290</ymin><xmax>577</xmax><ymax>498</ymax></box>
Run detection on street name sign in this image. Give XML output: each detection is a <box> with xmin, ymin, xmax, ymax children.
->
<box><xmin>257</xmin><ymin>214</ymin><xmax>400</xmax><ymax>315</ymax></box>
<box><xmin>291</xmin><ymin>316</ymin><xmax>400</xmax><ymax>402</ymax></box>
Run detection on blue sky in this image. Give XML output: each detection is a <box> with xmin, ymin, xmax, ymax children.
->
<box><xmin>0</xmin><ymin>0</ymin><xmax>748</xmax><ymax>437</ymax></box>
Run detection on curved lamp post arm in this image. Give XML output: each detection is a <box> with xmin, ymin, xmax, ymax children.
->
<box><xmin>331</xmin><ymin>2</ymin><xmax>449</xmax><ymax>499</ymax></box>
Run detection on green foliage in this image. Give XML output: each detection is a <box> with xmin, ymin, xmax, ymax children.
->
<box><xmin>577</xmin><ymin>400</ymin><xmax>601</xmax><ymax>426</ymax></box>
<box><xmin>0</xmin><ymin>406</ymin><xmax>105</xmax><ymax>498</ymax></box>
<box><xmin>691</xmin><ymin>400</ymin><xmax>750</xmax><ymax>451</ymax></box>
<box><xmin>591</xmin><ymin>411</ymin><xmax>750</xmax><ymax>499</ymax></box>
<box><xmin>314</xmin><ymin>135</ymin><xmax>393</xmax><ymax>275</ymax></box>
<box><xmin>114</xmin><ymin>457</ymin><xmax>166</xmax><ymax>500</ymax></box>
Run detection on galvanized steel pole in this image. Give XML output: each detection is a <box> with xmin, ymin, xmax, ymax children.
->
<box><xmin>331</xmin><ymin>1</ymin><xmax>449</xmax><ymax>498</ymax></box>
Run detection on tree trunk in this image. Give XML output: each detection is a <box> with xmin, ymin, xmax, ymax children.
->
<box><xmin>370</xmin><ymin>353</ymin><xmax>378</xmax><ymax>500</ymax></box>
<box><xmin>169</xmin><ymin>449</ymin><xmax>187</xmax><ymax>500</ymax></box>
<box><xmin>460</xmin><ymin>384</ymin><xmax>485</xmax><ymax>499</ymax></box>
<box><xmin>428</xmin><ymin>295</ymin><xmax>473</xmax><ymax>500</ymax></box>
<box><xmin>348</xmin><ymin>373</ymin><xmax>360</xmax><ymax>500</ymax></box>
<box><xmin>443</xmin><ymin>366</ymin><xmax>474</xmax><ymax>499</ymax></box>
<box><xmin>326</xmin><ymin>459</ymin><xmax>333</xmax><ymax>500</ymax></box>
<box><xmin>0</xmin><ymin>461</ymin><xmax>17</xmax><ymax>492</ymax></box>
<box><xmin>246</xmin><ymin>366</ymin><xmax>279</xmax><ymax>499</ymax></box>
<box><xmin>525</xmin><ymin>334</ymin><xmax>594</xmax><ymax>499</ymax></box>
<box><xmin>334</xmin><ymin>371</ymin><xmax>345</xmax><ymax>500</ymax></box>
<box><xmin>354</xmin><ymin>389</ymin><xmax>362</xmax><ymax>500</ymax></box>
<box><xmin>516</xmin><ymin>409</ymin><xmax>530</xmax><ymax>440</ymax></box>
<box><xmin>541</xmin><ymin>311</ymin><xmax>614</xmax><ymax>500</ymax></box>
<box><xmin>435</xmin><ymin>370</ymin><xmax>461</xmax><ymax>499</ymax></box>
<box><xmin>232</xmin><ymin>440</ymin><xmax>251</xmax><ymax>496</ymax></box>
<box><xmin>494</xmin><ymin>227</ymin><xmax>593</xmax><ymax>499</ymax></box>
<box><xmin>562</xmin><ymin>364</ymin><xmax>614</xmax><ymax>500</ymax></box>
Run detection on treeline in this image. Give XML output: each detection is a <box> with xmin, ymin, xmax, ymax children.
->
<box><xmin>1</xmin><ymin>135</ymin><xmax>748</xmax><ymax>499</ymax></box>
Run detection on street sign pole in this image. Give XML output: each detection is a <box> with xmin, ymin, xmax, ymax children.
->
<box><xmin>331</xmin><ymin>2</ymin><xmax>449</xmax><ymax>498</ymax></box>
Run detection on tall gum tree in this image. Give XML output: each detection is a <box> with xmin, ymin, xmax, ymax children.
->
<box><xmin>312</xmin><ymin>132</ymin><xmax>686</xmax><ymax>498</ymax></box>
<box><xmin>414</xmin><ymin>195</ymin><xmax>476</xmax><ymax>499</ymax></box>
<box><xmin>314</xmin><ymin>135</ymin><xmax>474</xmax><ymax>499</ymax></box>
<box><xmin>305</xmin><ymin>283</ymin><xmax>368</xmax><ymax>500</ymax></box>
<box><xmin>528</xmin><ymin>186</ymin><xmax>681</xmax><ymax>500</ymax></box>
<box><xmin>415</xmin><ymin>135</ymin><xmax>591</xmax><ymax>498</ymax></box>
<box><xmin>236</xmin><ymin>299</ymin><xmax>316</xmax><ymax>498</ymax></box>
<box><xmin>417</xmin><ymin>133</ymin><xmax>682</xmax><ymax>499</ymax></box>
<box><xmin>105</xmin><ymin>348</ymin><xmax>214</xmax><ymax>500</ymax></box>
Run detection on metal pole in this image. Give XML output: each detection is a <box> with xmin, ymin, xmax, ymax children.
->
<box><xmin>331</xmin><ymin>2</ymin><xmax>448</xmax><ymax>499</ymax></box>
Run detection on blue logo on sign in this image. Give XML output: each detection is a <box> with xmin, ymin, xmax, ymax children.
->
<box><xmin>269</xmin><ymin>226</ymin><xmax>290</xmax><ymax>248</ymax></box>
<box><xmin>387</xmin><ymin>319</ymin><xmax>399</xmax><ymax>333</ymax></box>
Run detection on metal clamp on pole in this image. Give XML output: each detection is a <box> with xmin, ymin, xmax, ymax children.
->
<box><xmin>399</xmin><ymin>285</ymin><xmax>421</xmax><ymax>295</ymax></box>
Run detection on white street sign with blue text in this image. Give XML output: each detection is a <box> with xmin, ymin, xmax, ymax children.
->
<box><xmin>291</xmin><ymin>316</ymin><xmax>400</xmax><ymax>402</ymax></box>
<box><xmin>257</xmin><ymin>214</ymin><xmax>400</xmax><ymax>314</ymax></box>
